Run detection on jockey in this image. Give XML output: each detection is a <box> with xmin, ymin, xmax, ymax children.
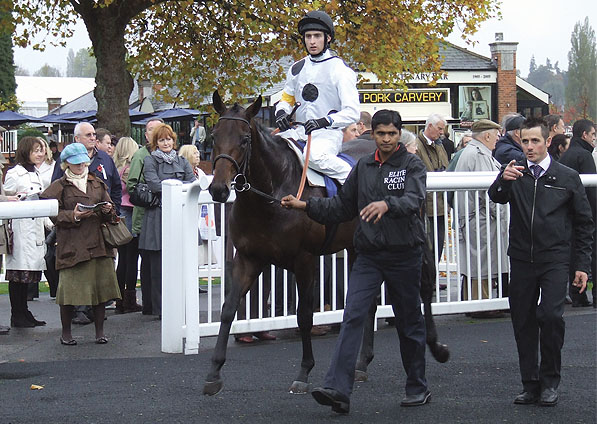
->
<box><xmin>275</xmin><ymin>10</ymin><xmax>360</xmax><ymax>184</ymax></box>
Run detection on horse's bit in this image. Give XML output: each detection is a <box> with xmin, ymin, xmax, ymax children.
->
<box><xmin>212</xmin><ymin>116</ymin><xmax>280</xmax><ymax>204</ymax></box>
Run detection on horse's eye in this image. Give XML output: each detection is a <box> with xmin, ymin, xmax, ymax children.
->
<box><xmin>241</xmin><ymin>135</ymin><xmax>251</xmax><ymax>145</ymax></box>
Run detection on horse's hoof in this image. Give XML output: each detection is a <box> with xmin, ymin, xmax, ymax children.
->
<box><xmin>431</xmin><ymin>343</ymin><xmax>450</xmax><ymax>363</ymax></box>
<box><xmin>203</xmin><ymin>379</ymin><xmax>223</xmax><ymax>396</ymax></box>
<box><xmin>354</xmin><ymin>370</ymin><xmax>369</xmax><ymax>382</ymax></box>
<box><xmin>354</xmin><ymin>370</ymin><xmax>369</xmax><ymax>383</ymax></box>
<box><xmin>289</xmin><ymin>380</ymin><xmax>312</xmax><ymax>394</ymax></box>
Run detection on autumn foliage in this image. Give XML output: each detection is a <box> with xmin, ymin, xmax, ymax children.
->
<box><xmin>8</xmin><ymin>0</ymin><xmax>499</xmax><ymax>134</ymax></box>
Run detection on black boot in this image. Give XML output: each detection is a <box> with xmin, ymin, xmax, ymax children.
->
<box><xmin>9</xmin><ymin>282</ymin><xmax>34</xmax><ymax>328</ymax></box>
<box><xmin>123</xmin><ymin>289</ymin><xmax>142</xmax><ymax>313</ymax></box>
<box><xmin>27</xmin><ymin>282</ymin><xmax>39</xmax><ymax>301</ymax></box>
<box><xmin>25</xmin><ymin>310</ymin><xmax>46</xmax><ymax>326</ymax></box>
<box><xmin>19</xmin><ymin>283</ymin><xmax>46</xmax><ymax>326</ymax></box>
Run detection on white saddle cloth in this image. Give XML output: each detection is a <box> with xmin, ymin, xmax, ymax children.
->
<box><xmin>282</xmin><ymin>133</ymin><xmax>326</xmax><ymax>188</ymax></box>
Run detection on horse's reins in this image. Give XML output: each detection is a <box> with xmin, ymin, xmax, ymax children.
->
<box><xmin>213</xmin><ymin>116</ymin><xmax>281</xmax><ymax>204</ymax></box>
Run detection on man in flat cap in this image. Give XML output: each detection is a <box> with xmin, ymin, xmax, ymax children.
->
<box><xmin>454</xmin><ymin>119</ymin><xmax>509</xmax><ymax>317</ymax></box>
<box><xmin>494</xmin><ymin>114</ymin><xmax>526</xmax><ymax>165</ymax></box>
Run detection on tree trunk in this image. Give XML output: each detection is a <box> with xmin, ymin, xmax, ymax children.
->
<box><xmin>84</xmin><ymin>7</ymin><xmax>133</xmax><ymax>137</ymax></box>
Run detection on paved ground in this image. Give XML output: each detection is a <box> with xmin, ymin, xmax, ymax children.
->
<box><xmin>0</xmin><ymin>292</ymin><xmax>595</xmax><ymax>423</ymax></box>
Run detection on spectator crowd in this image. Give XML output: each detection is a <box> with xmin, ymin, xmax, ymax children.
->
<box><xmin>1</xmin><ymin>113</ymin><xmax>594</xmax><ymax>337</ymax></box>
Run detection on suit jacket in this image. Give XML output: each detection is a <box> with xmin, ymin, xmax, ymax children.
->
<box><xmin>415</xmin><ymin>131</ymin><xmax>449</xmax><ymax>216</ymax></box>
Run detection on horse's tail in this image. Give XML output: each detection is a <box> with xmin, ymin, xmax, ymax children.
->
<box><xmin>420</xmin><ymin>240</ymin><xmax>450</xmax><ymax>363</ymax></box>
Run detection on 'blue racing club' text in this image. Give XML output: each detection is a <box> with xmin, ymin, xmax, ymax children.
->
<box><xmin>384</xmin><ymin>170</ymin><xmax>406</xmax><ymax>190</ymax></box>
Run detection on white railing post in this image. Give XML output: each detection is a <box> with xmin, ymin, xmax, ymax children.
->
<box><xmin>182</xmin><ymin>181</ymin><xmax>205</xmax><ymax>355</ymax></box>
<box><xmin>161</xmin><ymin>175</ymin><xmax>213</xmax><ymax>354</ymax></box>
<box><xmin>161</xmin><ymin>180</ymin><xmax>185</xmax><ymax>353</ymax></box>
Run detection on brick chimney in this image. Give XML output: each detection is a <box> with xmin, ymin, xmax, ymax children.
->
<box><xmin>138</xmin><ymin>79</ymin><xmax>153</xmax><ymax>101</ymax></box>
<box><xmin>47</xmin><ymin>97</ymin><xmax>62</xmax><ymax>114</ymax></box>
<box><xmin>489</xmin><ymin>35</ymin><xmax>518</xmax><ymax>124</ymax></box>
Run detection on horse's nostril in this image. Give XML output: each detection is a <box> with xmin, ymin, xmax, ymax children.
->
<box><xmin>209</xmin><ymin>184</ymin><xmax>230</xmax><ymax>203</ymax></box>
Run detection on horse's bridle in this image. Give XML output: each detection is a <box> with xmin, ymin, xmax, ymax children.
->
<box><xmin>212</xmin><ymin>116</ymin><xmax>280</xmax><ymax>203</ymax></box>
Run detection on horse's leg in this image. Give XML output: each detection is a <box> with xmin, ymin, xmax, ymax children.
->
<box><xmin>420</xmin><ymin>280</ymin><xmax>450</xmax><ymax>364</ymax></box>
<box><xmin>203</xmin><ymin>254</ymin><xmax>264</xmax><ymax>395</ymax></box>
<box><xmin>289</xmin><ymin>256</ymin><xmax>316</xmax><ymax>394</ymax></box>
<box><xmin>355</xmin><ymin>295</ymin><xmax>378</xmax><ymax>382</ymax></box>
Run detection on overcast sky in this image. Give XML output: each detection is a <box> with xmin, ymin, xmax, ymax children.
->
<box><xmin>13</xmin><ymin>1</ymin><xmax>597</xmax><ymax>78</ymax></box>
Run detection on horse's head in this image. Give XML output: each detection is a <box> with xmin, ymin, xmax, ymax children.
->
<box><xmin>208</xmin><ymin>90</ymin><xmax>262</xmax><ymax>203</ymax></box>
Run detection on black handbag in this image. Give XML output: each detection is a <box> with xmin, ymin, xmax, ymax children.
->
<box><xmin>129</xmin><ymin>161</ymin><xmax>160</xmax><ymax>208</ymax></box>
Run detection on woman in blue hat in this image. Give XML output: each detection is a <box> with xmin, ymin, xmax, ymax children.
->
<box><xmin>41</xmin><ymin>142</ymin><xmax>121</xmax><ymax>345</ymax></box>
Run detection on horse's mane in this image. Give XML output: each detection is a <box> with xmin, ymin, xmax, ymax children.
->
<box><xmin>221</xmin><ymin>103</ymin><xmax>305</xmax><ymax>193</ymax></box>
<box><xmin>252</xmin><ymin>120</ymin><xmax>303</xmax><ymax>180</ymax></box>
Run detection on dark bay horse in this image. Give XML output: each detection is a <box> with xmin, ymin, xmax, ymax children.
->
<box><xmin>204</xmin><ymin>90</ymin><xmax>448</xmax><ymax>396</ymax></box>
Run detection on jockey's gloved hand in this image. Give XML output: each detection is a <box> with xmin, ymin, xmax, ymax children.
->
<box><xmin>304</xmin><ymin>117</ymin><xmax>331</xmax><ymax>135</ymax></box>
<box><xmin>275</xmin><ymin>111</ymin><xmax>292</xmax><ymax>132</ymax></box>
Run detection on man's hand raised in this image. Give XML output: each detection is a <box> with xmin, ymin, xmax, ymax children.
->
<box><xmin>502</xmin><ymin>160</ymin><xmax>524</xmax><ymax>181</ymax></box>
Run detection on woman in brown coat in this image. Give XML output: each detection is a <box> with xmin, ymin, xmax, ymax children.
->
<box><xmin>41</xmin><ymin>143</ymin><xmax>121</xmax><ymax>345</ymax></box>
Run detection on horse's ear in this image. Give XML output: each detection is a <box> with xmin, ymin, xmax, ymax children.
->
<box><xmin>245</xmin><ymin>96</ymin><xmax>262</xmax><ymax>121</ymax></box>
<box><xmin>213</xmin><ymin>90</ymin><xmax>227</xmax><ymax>116</ymax></box>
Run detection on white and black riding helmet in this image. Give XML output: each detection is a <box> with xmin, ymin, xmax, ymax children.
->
<box><xmin>298</xmin><ymin>10</ymin><xmax>334</xmax><ymax>55</ymax></box>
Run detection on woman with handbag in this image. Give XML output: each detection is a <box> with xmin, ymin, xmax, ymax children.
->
<box><xmin>3</xmin><ymin>137</ymin><xmax>53</xmax><ymax>328</ymax></box>
<box><xmin>112</xmin><ymin>137</ymin><xmax>143</xmax><ymax>313</ymax></box>
<box><xmin>139</xmin><ymin>124</ymin><xmax>195</xmax><ymax>317</ymax></box>
<box><xmin>0</xmin><ymin>138</ymin><xmax>18</xmax><ymax>334</ymax></box>
<box><xmin>41</xmin><ymin>142</ymin><xmax>121</xmax><ymax>345</ymax></box>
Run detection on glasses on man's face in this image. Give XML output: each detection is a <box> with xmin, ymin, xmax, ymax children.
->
<box><xmin>83</xmin><ymin>132</ymin><xmax>97</xmax><ymax>138</ymax></box>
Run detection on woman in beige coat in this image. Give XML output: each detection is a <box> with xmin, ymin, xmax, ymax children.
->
<box><xmin>3</xmin><ymin>137</ymin><xmax>51</xmax><ymax>327</ymax></box>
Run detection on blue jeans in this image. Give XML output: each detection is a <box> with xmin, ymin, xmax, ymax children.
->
<box><xmin>323</xmin><ymin>247</ymin><xmax>427</xmax><ymax>398</ymax></box>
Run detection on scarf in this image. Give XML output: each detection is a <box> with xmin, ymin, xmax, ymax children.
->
<box><xmin>151</xmin><ymin>149</ymin><xmax>177</xmax><ymax>164</ymax></box>
<box><xmin>65</xmin><ymin>167</ymin><xmax>89</xmax><ymax>193</ymax></box>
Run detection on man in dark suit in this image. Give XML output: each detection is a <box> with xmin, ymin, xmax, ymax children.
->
<box><xmin>489</xmin><ymin>117</ymin><xmax>593</xmax><ymax>407</ymax></box>
<box><xmin>559</xmin><ymin>119</ymin><xmax>596</xmax><ymax>307</ymax></box>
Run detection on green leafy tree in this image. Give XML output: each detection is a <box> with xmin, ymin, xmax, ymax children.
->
<box><xmin>528</xmin><ymin>55</ymin><xmax>537</xmax><ymax>75</ymax></box>
<box><xmin>14</xmin><ymin>64</ymin><xmax>29</xmax><ymax>75</ymax></box>
<box><xmin>33</xmin><ymin>63</ymin><xmax>62</xmax><ymax>77</ymax></box>
<box><xmin>527</xmin><ymin>58</ymin><xmax>566</xmax><ymax>110</ymax></box>
<box><xmin>8</xmin><ymin>0</ymin><xmax>499</xmax><ymax>136</ymax></box>
<box><xmin>66</xmin><ymin>48</ymin><xmax>75</xmax><ymax>75</ymax></box>
<box><xmin>66</xmin><ymin>47</ymin><xmax>96</xmax><ymax>77</ymax></box>
<box><xmin>0</xmin><ymin>3</ymin><xmax>18</xmax><ymax>111</ymax></box>
<box><xmin>566</xmin><ymin>17</ymin><xmax>596</xmax><ymax>121</ymax></box>
<box><xmin>17</xmin><ymin>126</ymin><xmax>44</xmax><ymax>141</ymax></box>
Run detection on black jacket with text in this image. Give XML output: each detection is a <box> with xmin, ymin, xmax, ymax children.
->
<box><xmin>488</xmin><ymin>159</ymin><xmax>593</xmax><ymax>271</ymax></box>
<box><xmin>306</xmin><ymin>144</ymin><xmax>427</xmax><ymax>253</ymax></box>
